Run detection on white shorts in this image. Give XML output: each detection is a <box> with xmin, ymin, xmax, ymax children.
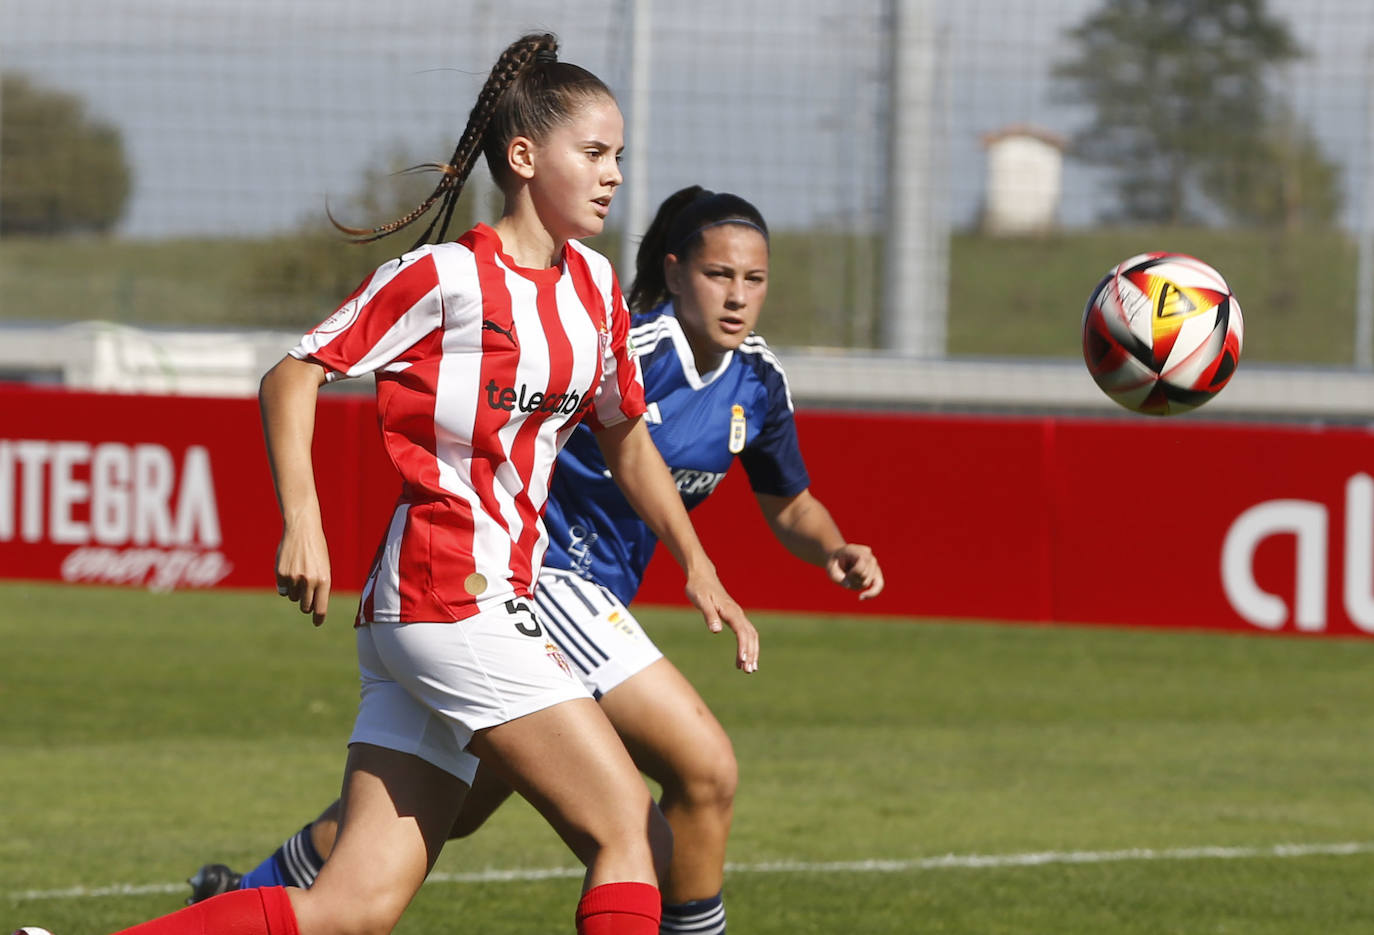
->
<box><xmin>532</xmin><ymin>568</ymin><xmax>664</xmax><ymax>699</ymax></box>
<box><xmin>349</xmin><ymin>598</ymin><xmax>590</xmax><ymax>782</ymax></box>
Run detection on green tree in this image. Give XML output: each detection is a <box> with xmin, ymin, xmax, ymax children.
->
<box><xmin>1055</xmin><ymin>0</ymin><xmax>1338</xmax><ymax>227</ymax></box>
<box><xmin>243</xmin><ymin>143</ymin><xmax>493</xmax><ymax>327</ymax></box>
<box><xmin>1201</xmin><ymin>100</ymin><xmax>1341</xmax><ymax>230</ymax></box>
<box><xmin>1</xmin><ymin>73</ymin><xmax>132</xmax><ymax>235</ymax></box>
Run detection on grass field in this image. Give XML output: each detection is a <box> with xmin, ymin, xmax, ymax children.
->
<box><xmin>5</xmin><ymin>581</ymin><xmax>1374</xmax><ymax>934</ymax></box>
<box><xmin>0</xmin><ymin>225</ymin><xmax>1360</xmax><ymax>364</ymax></box>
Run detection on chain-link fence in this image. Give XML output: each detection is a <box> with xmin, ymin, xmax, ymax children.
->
<box><xmin>3</xmin><ymin>0</ymin><xmax>1372</xmax><ymax>377</ymax></box>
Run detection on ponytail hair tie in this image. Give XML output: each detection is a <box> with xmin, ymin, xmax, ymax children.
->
<box><xmin>534</xmin><ymin>49</ymin><xmax>558</xmax><ymax>64</ymax></box>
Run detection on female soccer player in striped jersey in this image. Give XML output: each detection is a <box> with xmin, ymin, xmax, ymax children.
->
<box><xmin>64</xmin><ymin>32</ymin><xmax>760</xmax><ymax>935</ymax></box>
<box><xmin>187</xmin><ymin>186</ymin><xmax>884</xmax><ymax>935</ymax></box>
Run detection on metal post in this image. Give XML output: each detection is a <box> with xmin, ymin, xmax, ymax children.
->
<box><xmin>882</xmin><ymin>0</ymin><xmax>945</xmax><ymax>356</ymax></box>
<box><xmin>618</xmin><ymin>0</ymin><xmax>653</xmax><ymax>287</ymax></box>
<box><xmin>1356</xmin><ymin>44</ymin><xmax>1374</xmax><ymax>371</ymax></box>
<box><xmin>0</xmin><ymin>71</ymin><xmax>5</xmax><ymax>236</ymax></box>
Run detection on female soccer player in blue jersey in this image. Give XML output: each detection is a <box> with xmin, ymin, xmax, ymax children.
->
<box><xmin>188</xmin><ymin>186</ymin><xmax>883</xmax><ymax>935</ymax></box>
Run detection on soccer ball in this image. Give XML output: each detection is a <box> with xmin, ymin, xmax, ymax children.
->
<box><xmin>1081</xmin><ymin>252</ymin><xmax>1243</xmax><ymax>416</ymax></box>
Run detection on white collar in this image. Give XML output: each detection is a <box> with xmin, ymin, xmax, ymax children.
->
<box><xmin>661</xmin><ymin>303</ymin><xmax>732</xmax><ymax>389</ymax></box>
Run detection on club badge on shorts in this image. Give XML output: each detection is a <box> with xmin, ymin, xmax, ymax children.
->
<box><xmin>728</xmin><ymin>404</ymin><xmax>747</xmax><ymax>454</ymax></box>
<box><xmin>607</xmin><ymin>609</ymin><xmax>641</xmax><ymax>641</ymax></box>
<box><xmin>545</xmin><ymin>641</ymin><xmax>574</xmax><ymax>678</ymax></box>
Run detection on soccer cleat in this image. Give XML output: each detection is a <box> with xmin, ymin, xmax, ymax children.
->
<box><xmin>185</xmin><ymin>863</ymin><xmax>243</xmax><ymax>904</ymax></box>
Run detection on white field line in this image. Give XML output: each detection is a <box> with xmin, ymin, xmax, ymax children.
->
<box><xmin>12</xmin><ymin>841</ymin><xmax>1374</xmax><ymax>902</ymax></box>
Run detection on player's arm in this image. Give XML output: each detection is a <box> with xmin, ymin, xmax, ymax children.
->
<box><xmin>755</xmin><ymin>489</ymin><xmax>885</xmax><ymax>600</ymax></box>
<box><xmin>259</xmin><ymin>355</ymin><xmax>332</xmax><ymax>626</ymax></box>
<box><xmin>594</xmin><ymin>416</ymin><xmax>758</xmax><ymax>672</ymax></box>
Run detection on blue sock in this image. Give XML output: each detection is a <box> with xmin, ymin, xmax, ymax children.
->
<box><xmin>238</xmin><ymin>824</ymin><xmax>325</xmax><ymax>889</ymax></box>
<box><xmin>660</xmin><ymin>892</ymin><xmax>726</xmax><ymax>934</ymax></box>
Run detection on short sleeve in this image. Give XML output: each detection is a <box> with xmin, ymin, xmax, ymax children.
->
<box><xmin>290</xmin><ymin>249</ymin><xmax>444</xmax><ymax>381</ymax></box>
<box><xmin>585</xmin><ymin>270</ymin><xmax>647</xmax><ymax>430</ymax></box>
<box><xmin>738</xmin><ymin>359</ymin><xmax>810</xmax><ymax>497</ymax></box>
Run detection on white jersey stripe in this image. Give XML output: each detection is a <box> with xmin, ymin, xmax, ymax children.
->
<box><xmin>500</xmin><ymin>266</ymin><xmax>549</xmax><ymax>549</ymax></box>
<box><xmin>342</xmin><ymin>286</ymin><xmax>444</xmax><ymax>378</ymax></box>
<box><xmin>365</xmin><ymin>502</ymin><xmax>408</xmax><ymax>621</ymax></box>
<box><xmin>291</xmin><ymin>224</ymin><xmax>644</xmax><ymax>623</ymax></box>
<box><xmin>433</xmin><ymin>247</ymin><xmax>517</xmax><ymax>599</ymax></box>
<box><xmin>737</xmin><ymin>337</ymin><xmax>796</xmax><ymax>411</ymax></box>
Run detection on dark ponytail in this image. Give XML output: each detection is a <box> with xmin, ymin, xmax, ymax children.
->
<box><xmin>627</xmin><ymin>186</ymin><xmax>770</xmax><ymax>315</ymax></box>
<box><xmin>332</xmin><ymin>32</ymin><xmax>613</xmax><ymax>250</ymax></box>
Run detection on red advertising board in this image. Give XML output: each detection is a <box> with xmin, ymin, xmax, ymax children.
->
<box><xmin>1</xmin><ymin>384</ymin><xmax>273</xmax><ymax>591</ymax></box>
<box><xmin>0</xmin><ymin>383</ymin><xmax>397</xmax><ymax>594</ymax></box>
<box><xmin>1047</xmin><ymin>418</ymin><xmax>1374</xmax><ymax>637</ymax></box>
<box><xmin>3</xmin><ymin>383</ymin><xmax>1372</xmax><ymax>638</ymax></box>
<box><xmin>636</xmin><ymin>411</ymin><xmax>1056</xmax><ymax>622</ymax></box>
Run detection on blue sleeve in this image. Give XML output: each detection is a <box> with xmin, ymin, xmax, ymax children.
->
<box><xmin>738</xmin><ymin>359</ymin><xmax>810</xmax><ymax>497</ymax></box>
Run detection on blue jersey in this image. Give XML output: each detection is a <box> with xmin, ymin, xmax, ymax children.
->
<box><xmin>542</xmin><ymin>303</ymin><xmax>810</xmax><ymax>604</ymax></box>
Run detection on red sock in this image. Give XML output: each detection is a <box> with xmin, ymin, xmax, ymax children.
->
<box><xmin>113</xmin><ymin>886</ymin><xmax>300</xmax><ymax>935</ymax></box>
<box><xmin>575</xmin><ymin>881</ymin><xmax>661</xmax><ymax>935</ymax></box>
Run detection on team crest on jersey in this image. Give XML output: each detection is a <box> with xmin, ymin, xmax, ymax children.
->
<box><xmin>545</xmin><ymin>641</ymin><xmax>573</xmax><ymax>678</ymax></box>
<box><xmin>728</xmin><ymin>404</ymin><xmax>747</xmax><ymax>454</ymax></box>
<box><xmin>598</xmin><ymin>325</ymin><xmax>611</xmax><ymax>360</ymax></box>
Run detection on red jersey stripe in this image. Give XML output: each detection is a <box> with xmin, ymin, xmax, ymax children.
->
<box><xmin>462</xmin><ymin>227</ymin><xmax>522</xmax><ymax>604</ymax></box>
<box><xmin>290</xmin><ymin>225</ymin><xmax>644</xmax><ymax>624</ymax></box>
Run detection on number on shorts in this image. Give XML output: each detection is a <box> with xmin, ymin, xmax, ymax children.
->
<box><xmin>504</xmin><ymin>599</ymin><xmax>542</xmax><ymax>637</ymax></box>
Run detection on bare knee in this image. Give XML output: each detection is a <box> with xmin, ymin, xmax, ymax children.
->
<box><xmin>663</xmin><ymin>741</ymin><xmax>738</xmax><ymax>817</ymax></box>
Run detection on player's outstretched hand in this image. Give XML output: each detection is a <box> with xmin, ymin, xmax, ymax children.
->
<box><xmin>274</xmin><ymin>523</ymin><xmax>332</xmax><ymax>626</ymax></box>
<box><xmin>826</xmin><ymin>543</ymin><xmax>884</xmax><ymax>600</ymax></box>
<box><xmin>684</xmin><ymin>570</ymin><xmax>759</xmax><ymax>673</ymax></box>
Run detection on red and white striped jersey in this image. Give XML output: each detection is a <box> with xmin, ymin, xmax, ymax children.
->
<box><xmin>290</xmin><ymin>223</ymin><xmax>646</xmax><ymax>623</ymax></box>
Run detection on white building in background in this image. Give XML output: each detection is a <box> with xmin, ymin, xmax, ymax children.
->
<box><xmin>980</xmin><ymin>124</ymin><xmax>1066</xmax><ymax>235</ymax></box>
